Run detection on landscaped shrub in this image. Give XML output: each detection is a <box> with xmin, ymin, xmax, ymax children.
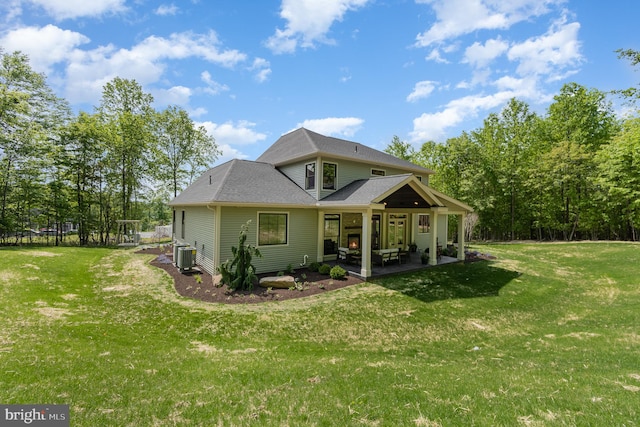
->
<box><xmin>217</xmin><ymin>220</ymin><xmax>262</xmax><ymax>291</ymax></box>
<box><xmin>442</xmin><ymin>245</ymin><xmax>457</xmax><ymax>257</ymax></box>
<box><xmin>329</xmin><ymin>265</ymin><xmax>347</xmax><ymax>280</ymax></box>
<box><xmin>318</xmin><ymin>264</ymin><xmax>331</xmax><ymax>275</ymax></box>
<box><xmin>308</xmin><ymin>261</ymin><xmax>322</xmax><ymax>272</ymax></box>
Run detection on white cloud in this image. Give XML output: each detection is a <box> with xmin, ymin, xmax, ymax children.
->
<box><xmin>199</xmin><ymin>120</ymin><xmax>268</xmax><ymax>146</ymax></box>
<box><xmin>58</xmin><ymin>30</ymin><xmax>245</xmax><ymax>104</ymax></box>
<box><xmin>213</xmin><ymin>144</ymin><xmax>250</xmax><ymax>164</ymax></box>
<box><xmin>155</xmin><ymin>4</ymin><xmax>178</xmax><ymax>16</ymax></box>
<box><xmin>266</xmin><ymin>0</ymin><xmax>371</xmax><ymax>54</ymax></box>
<box><xmin>26</xmin><ymin>0</ymin><xmax>127</xmax><ymax>20</ymax></box>
<box><xmin>407</xmin><ymin>80</ymin><xmax>437</xmax><ymax>103</ymax></box>
<box><xmin>189</xmin><ymin>107</ymin><xmax>208</xmax><ymax>118</ymax></box>
<box><xmin>196</xmin><ymin>120</ymin><xmax>267</xmax><ymax>164</ymax></box>
<box><xmin>425</xmin><ymin>48</ymin><xmax>449</xmax><ymax>64</ymax></box>
<box><xmin>201</xmin><ymin>71</ymin><xmax>230</xmax><ymax>95</ymax></box>
<box><xmin>153</xmin><ymin>85</ymin><xmax>192</xmax><ymax>106</ymax></box>
<box><xmin>463</xmin><ymin>38</ymin><xmax>509</xmax><ymax>68</ymax></box>
<box><xmin>411</xmin><ymin>2</ymin><xmax>581</xmax><ymax>143</ymax></box>
<box><xmin>297</xmin><ymin>117</ymin><xmax>364</xmax><ymax>137</ymax></box>
<box><xmin>410</xmin><ymin>109</ymin><xmax>465</xmax><ymax>142</ymax></box>
<box><xmin>1</xmin><ymin>0</ymin><xmax>23</xmax><ymax>24</ymax></box>
<box><xmin>457</xmin><ymin>68</ymin><xmax>493</xmax><ymax>88</ymax></box>
<box><xmin>410</xmin><ymin>89</ymin><xmax>528</xmax><ymax>142</ymax></box>
<box><xmin>249</xmin><ymin>58</ymin><xmax>271</xmax><ymax>83</ymax></box>
<box><xmin>508</xmin><ymin>17</ymin><xmax>582</xmax><ymax>79</ymax></box>
<box><xmin>0</xmin><ymin>24</ymin><xmax>89</xmax><ymax>74</ymax></box>
<box><xmin>131</xmin><ymin>31</ymin><xmax>246</xmax><ymax>68</ymax></box>
<box><xmin>415</xmin><ymin>0</ymin><xmax>558</xmax><ymax>47</ymax></box>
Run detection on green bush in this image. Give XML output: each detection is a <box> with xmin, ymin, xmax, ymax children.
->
<box><xmin>329</xmin><ymin>265</ymin><xmax>347</xmax><ymax>280</ymax></box>
<box><xmin>318</xmin><ymin>264</ymin><xmax>331</xmax><ymax>275</ymax></box>
<box><xmin>308</xmin><ymin>261</ymin><xmax>322</xmax><ymax>272</ymax></box>
<box><xmin>217</xmin><ymin>220</ymin><xmax>262</xmax><ymax>291</ymax></box>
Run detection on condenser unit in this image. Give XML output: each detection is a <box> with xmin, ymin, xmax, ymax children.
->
<box><xmin>173</xmin><ymin>243</ymin><xmax>188</xmax><ymax>264</ymax></box>
<box><xmin>177</xmin><ymin>246</ymin><xmax>196</xmax><ymax>271</ymax></box>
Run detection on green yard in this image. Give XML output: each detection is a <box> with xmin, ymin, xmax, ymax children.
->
<box><xmin>0</xmin><ymin>242</ymin><xmax>638</xmax><ymax>426</ymax></box>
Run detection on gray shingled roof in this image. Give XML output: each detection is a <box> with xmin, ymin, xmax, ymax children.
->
<box><xmin>168</xmin><ymin>159</ymin><xmax>316</xmax><ymax>206</ymax></box>
<box><xmin>318</xmin><ymin>174</ymin><xmax>412</xmax><ymax>206</ymax></box>
<box><xmin>256</xmin><ymin>128</ymin><xmax>433</xmax><ymax>174</ymax></box>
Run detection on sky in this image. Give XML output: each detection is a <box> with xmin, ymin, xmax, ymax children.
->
<box><xmin>1</xmin><ymin>0</ymin><xmax>638</xmax><ymax>164</ymax></box>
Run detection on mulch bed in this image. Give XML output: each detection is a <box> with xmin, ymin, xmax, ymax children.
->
<box><xmin>136</xmin><ymin>245</ymin><xmax>363</xmax><ymax>304</ymax></box>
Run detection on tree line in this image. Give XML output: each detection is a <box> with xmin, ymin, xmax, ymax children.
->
<box><xmin>0</xmin><ymin>50</ymin><xmax>218</xmax><ymax>245</ymax></box>
<box><xmin>4</xmin><ymin>47</ymin><xmax>639</xmax><ymax>246</ymax></box>
<box><xmin>386</xmin><ymin>50</ymin><xmax>640</xmax><ymax>241</ymax></box>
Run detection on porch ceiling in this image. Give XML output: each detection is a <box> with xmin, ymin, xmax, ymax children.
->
<box><xmin>380</xmin><ymin>184</ymin><xmax>432</xmax><ymax>209</ymax></box>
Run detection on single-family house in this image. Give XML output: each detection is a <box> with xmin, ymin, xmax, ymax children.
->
<box><xmin>169</xmin><ymin>127</ymin><xmax>472</xmax><ymax>278</ymax></box>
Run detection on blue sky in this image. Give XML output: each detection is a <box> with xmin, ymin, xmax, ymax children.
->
<box><xmin>1</xmin><ymin>0</ymin><xmax>637</xmax><ymax>163</ymax></box>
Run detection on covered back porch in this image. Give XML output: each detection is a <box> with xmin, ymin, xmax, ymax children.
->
<box><xmin>331</xmin><ymin>251</ymin><xmax>462</xmax><ymax>279</ymax></box>
<box><xmin>317</xmin><ymin>175</ymin><xmax>473</xmax><ymax>279</ymax></box>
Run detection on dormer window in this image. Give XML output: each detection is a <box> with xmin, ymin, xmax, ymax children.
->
<box><xmin>323</xmin><ymin>162</ymin><xmax>337</xmax><ymax>190</ymax></box>
<box><xmin>305</xmin><ymin>163</ymin><xmax>315</xmax><ymax>190</ymax></box>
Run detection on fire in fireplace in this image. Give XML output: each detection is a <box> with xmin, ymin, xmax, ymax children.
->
<box><xmin>347</xmin><ymin>234</ymin><xmax>360</xmax><ymax>250</ymax></box>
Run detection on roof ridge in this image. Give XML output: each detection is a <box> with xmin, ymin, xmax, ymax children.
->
<box><xmin>210</xmin><ymin>158</ymin><xmax>240</xmax><ymax>201</ymax></box>
<box><xmin>300</xmin><ymin>127</ymin><xmax>320</xmax><ymax>152</ymax></box>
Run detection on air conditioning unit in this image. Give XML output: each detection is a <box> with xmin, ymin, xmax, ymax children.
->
<box><xmin>173</xmin><ymin>243</ymin><xmax>188</xmax><ymax>264</ymax></box>
<box><xmin>177</xmin><ymin>246</ymin><xmax>196</xmax><ymax>271</ymax></box>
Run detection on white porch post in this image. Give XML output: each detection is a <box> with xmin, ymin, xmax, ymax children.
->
<box><xmin>317</xmin><ymin>210</ymin><xmax>325</xmax><ymax>262</ymax></box>
<box><xmin>457</xmin><ymin>213</ymin><xmax>465</xmax><ymax>261</ymax></box>
<box><xmin>429</xmin><ymin>210</ymin><xmax>439</xmax><ymax>266</ymax></box>
<box><xmin>360</xmin><ymin>210</ymin><xmax>371</xmax><ymax>277</ymax></box>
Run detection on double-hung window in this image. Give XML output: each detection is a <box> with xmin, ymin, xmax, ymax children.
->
<box><xmin>258</xmin><ymin>212</ymin><xmax>288</xmax><ymax>246</ymax></box>
<box><xmin>323</xmin><ymin>162</ymin><xmax>337</xmax><ymax>190</ymax></box>
<box><xmin>305</xmin><ymin>163</ymin><xmax>315</xmax><ymax>190</ymax></box>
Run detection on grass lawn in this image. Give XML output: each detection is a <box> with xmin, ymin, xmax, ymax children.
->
<box><xmin>0</xmin><ymin>242</ymin><xmax>639</xmax><ymax>426</ymax></box>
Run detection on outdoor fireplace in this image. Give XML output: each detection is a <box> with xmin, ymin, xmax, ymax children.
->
<box><xmin>348</xmin><ymin>233</ymin><xmax>360</xmax><ymax>250</ymax></box>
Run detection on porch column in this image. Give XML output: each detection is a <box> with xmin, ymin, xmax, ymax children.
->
<box><xmin>317</xmin><ymin>210</ymin><xmax>325</xmax><ymax>262</ymax></box>
<box><xmin>360</xmin><ymin>210</ymin><xmax>371</xmax><ymax>277</ymax></box>
<box><xmin>457</xmin><ymin>213</ymin><xmax>465</xmax><ymax>261</ymax></box>
<box><xmin>429</xmin><ymin>210</ymin><xmax>439</xmax><ymax>266</ymax></box>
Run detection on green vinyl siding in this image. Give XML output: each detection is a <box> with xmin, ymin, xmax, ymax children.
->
<box><xmin>219</xmin><ymin>206</ymin><xmax>318</xmax><ymax>274</ymax></box>
<box><xmin>174</xmin><ymin>206</ymin><xmax>215</xmax><ymax>274</ymax></box>
<box><xmin>319</xmin><ymin>157</ymin><xmax>420</xmax><ymax>199</ymax></box>
<box><xmin>336</xmin><ymin>158</ymin><xmax>416</xmax><ymax>181</ymax></box>
<box><xmin>278</xmin><ymin>157</ymin><xmax>425</xmax><ymax>201</ymax></box>
<box><xmin>279</xmin><ymin>161</ymin><xmax>318</xmax><ymax>199</ymax></box>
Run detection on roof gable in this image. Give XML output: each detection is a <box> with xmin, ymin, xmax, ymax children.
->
<box><xmin>256</xmin><ymin>128</ymin><xmax>433</xmax><ymax>175</ymax></box>
<box><xmin>318</xmin><ymin>174</ymin><xmax>444</xmax><ymax>207</ymax></box>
